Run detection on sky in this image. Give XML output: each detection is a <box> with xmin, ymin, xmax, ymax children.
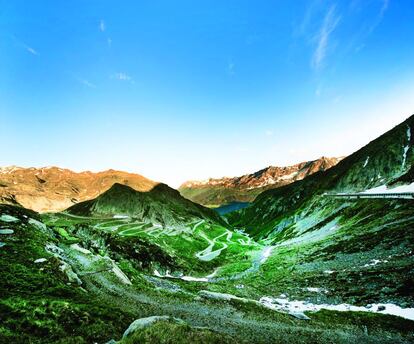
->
<box><xmin>1</xmin><ymin>0</ymin><xmax>414</xmax><ymax>187</ymax></box>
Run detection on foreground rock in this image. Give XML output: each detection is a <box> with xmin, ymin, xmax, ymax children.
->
<box><xmin>122</xmin><ymin>316</ymin><xmax>186</xmax><ymax>338</ymax></box>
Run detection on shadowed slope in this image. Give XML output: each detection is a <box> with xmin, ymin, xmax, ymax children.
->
<box><xmin>67</xmin><ymin>183</ymin><xmax>224</xmax><ymax>227</ymax></box>
<box><xmin>228</xmin><ymin>114</ymin><xmax>414</xmax><ymax>238</ymax></box>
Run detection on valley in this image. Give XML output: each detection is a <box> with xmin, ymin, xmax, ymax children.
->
<box><xmin>1</xmin><ymin>116</ymin><xmax>414</xmax><ymax>343</ymax></box>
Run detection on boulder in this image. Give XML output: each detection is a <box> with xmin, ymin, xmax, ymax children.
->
<box><xmin>122</xmin><ymin>316</ymin><xmax>185</xmax><ymax>338</ymax></box>
<box><xmin>0</xmin><ymin>214</ymin><xmax>19</xmax><ymax>222</ymax></box>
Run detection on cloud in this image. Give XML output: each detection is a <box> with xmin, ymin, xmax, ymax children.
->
<box><xmin>77</xmin><ymin>78</ymin><xmax>96</xmax><ymax>88</ymax></box>
<box><xmin>368</xmin><ymin>0</ymin><xmax>389</xmax><ymax>34</ymax></box>
<box><xmin>294</xmin><ymin>1</ymin><xmax>319</xmax><ymax>38</ymax></box>
<box><xmin>25</xmin><ymin>46</ymin><xmax>38</xmax><ymax>55</ymax></box>
<box><xmin>12</xmin><ymin>36</ymin><xmax>39</xmax><ymax>56</ymax></box>
<box><xmin>311</xmin><ymin>6</ymin><xmax>341</xmax><ymax>70</ymax></box>
<box><xmin>265</xmin><ymin>130</ymin><xmax>274</xmax><ymax>137</ymax></box>
<box><xmin>99</xmin><ymin>20</ymin><xmax>106</xmax><ymax>32</ymax></box>
<box><xmin>379</xmin><ymin>0</ymin><xmax>390</xmax><ymax>18</ymax></box>
<box><xmin>112</xmin><ymin>72</ymin><xmax>134</xmax><ymax>83</ymax></box>
<box><xmin>107</xmin><ymin>38</ymin><xmax>112</xmax><ymax>47</ymax></box>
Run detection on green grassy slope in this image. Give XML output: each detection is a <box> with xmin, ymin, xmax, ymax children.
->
<box><xmin>228</xmin><ymin>114</ymin><xmax>414</xmax><ymax>237</ymax></box>
<box><xmin>67</xmin><ymin>183</ymin><xmax>225</xmax><ymax>227</ymax></box>
<box><xmin>2</xmin><ymin>204</ymin><xmax>413</xmax><ymax>344</ymax></box>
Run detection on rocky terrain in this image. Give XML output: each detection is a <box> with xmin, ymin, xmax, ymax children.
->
<box><xmin>0</xmin><ymin>167</ymin><xmax>157</xmax><ymax>212</ymax></box>
<box><xmin>179</xmin><ymin>157</ymin><xmax>341</xmax><ymax>206</ymax></box>
<box><xmin>1</xmin><ymin>116</ymin><xmax>414</xmax><ymax>343</ymax></box>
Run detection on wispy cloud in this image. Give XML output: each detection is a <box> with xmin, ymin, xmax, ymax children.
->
<box><xmin>368</xmin><ymin>0</ymin><xmax>389</xmax><ymax>34</ymax></box>
<box><xmin>25</xmin><ymin>45</ymin><xmax>38</xmax><ymax>56</ymax></box>
<box><xmin>379</xmin><ymin>0</ymin><xmax>390</xmax><ymax>18</ymax></box>
<box><xmin>311</xmin><ymin>6</ymin><xmax>341</xmax><ymax>70</ymax></box>
<box><xmin>107</xmin><ymin>38</ymin><xmax>112</xmax><ymax>47</ymax></box>
<box><xmin>112</xmin><ymin>72</ymin><xmax>134</xmax><ymax>83</ymax></box>
<box><xmin>12</xmin><ymin>36</ymin><xmax>39</xmax><ymax>56</ymax></box>
<box><xmin>294</xmin><ymin>0</ymin><xmax>319</xmax><ymax>38</ymax></box>
<box><xmin>265</xmin><ymin>130</ymin><xmax>273</xmax><ymax>137</ymax></box>
<box><xmin>77</xmin><ymin>78</ymin><xmax>96</xmax><ymax>88</ymax></box>
<box><xmin>99</xmin><ymin>20</ymin><xmax>106</xmax><ymax>32</ymax></box>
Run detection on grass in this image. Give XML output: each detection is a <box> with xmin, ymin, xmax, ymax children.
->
<box><xmin>120</xmin><ymin>320</ymin><xmax>237</xmax><ymax>344</ymax></box>
<box><xmin>2</xmin><ymin>203</ymin><xmax>414</xmax><ymax>343</ymax></box>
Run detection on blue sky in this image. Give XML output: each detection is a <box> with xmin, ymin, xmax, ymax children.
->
<box><xmin>1</xmin><ymin>0</ymin><xmax>414</xmax><ymax>187</ymax></box>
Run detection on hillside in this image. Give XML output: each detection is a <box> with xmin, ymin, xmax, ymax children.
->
<box><xmin>179</xmin><ymin>157</ymin><xmax>341</xmax><ymax>206</ymax></box>
<box><xmin>220</xmin><ymin>115</ymin><xmax>414</xmax><ymax>322</ymax></box>
<box><xmin>228</xmin><ymin>115</ymin><xmax>414</xmax><ymax>238</ymax></box>
<box><xmin>66</xmin><ymin>182</ymin><xmax>224</xmax><ymax>227</ymax></box>
<box><xmin>2</xmin><ymin>198</ymin><xmax>413</xmax><ymax>343</ymax></box>
<box><xmin>0</xmin><ymin>167</ymin><xmax>157</xmax><ymax>212</ymax></box>
<box><xmin>2</xmin><ymin>118</ymin><xmax>414</xmax><ymax>344</ymax></box>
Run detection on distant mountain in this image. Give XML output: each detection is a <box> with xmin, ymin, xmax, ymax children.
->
<box><xmin>179</xmin><ymin>157</ymin><xmax>342</xmax><ymax>206</ymax></box>
<box><xmin>228</xmin><ymin>115</ymin><xmax>414</xmax><ymax>239</ymax></box>
<box><xmin>0</xmin><ymin>167</ymin><xmax>157</xmax><ymax>212</ymax></box>
<box><xmin>67</xmin><ymin>182</ymin><xmax>224</xmax><ymax>226</ymax></box>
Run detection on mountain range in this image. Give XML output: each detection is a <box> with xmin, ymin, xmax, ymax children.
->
<box><xmin>1</xmin><ymin>115</ymin><xmax>414</xmax><ymax>343</ymax></box>
<box><xmin>179</xmin><ymin>157</ymin><xmax>341</xmax><ymax>206</ymax></box>
<box><xmin>0</xmin><ymin>167</ymin><xmax>156</xmax><ymax>212</ymax></box>
<box><xmin>228</xmin><ymin>115</ymin><xmax>414</xmax><ymax>238</ymax></box>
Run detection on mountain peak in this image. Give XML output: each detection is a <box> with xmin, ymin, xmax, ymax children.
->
<box><xmin>0</xmin><ymin>167</ymin><xmax>157</xmax><ymax>212</ymax></box>
<box><xmin>179</xmin><ymin>157</ymin><xmax>342</xmax><ymax>206</ymax></box>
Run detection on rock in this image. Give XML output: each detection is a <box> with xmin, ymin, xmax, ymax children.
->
<box><xmin>198</xmin><ymin>290</ymin><xmax>245</xmax><ymax>302</ymax></box>
<box><xmin>0</xmin><ymin>215</ymin><xmax>19</xmax><ymax>222</ymax></box>
<box><xmin>101</xmin><ymin>256</ymin><xmax>132</xmax><ymax>285</ymax></box>
<box><xmin>377</xmin><ymin>305</ymin><xmax>386</xmax><ymax>311</ymax></box>
<box><xmin>70</xmin><ymin>243</ymin><xmax>92</xmax><ymax>255</ymax></box>
<box><xmin>59</xmin><ymin>261</ymin><xmax>82</xmax><ymax>285</ymax></box>
<box><xmin>28</xmin><ymin>218</ymin><xmax>52</xmax><ymax>234</ymax></box>
<box><xmin>0</xmin><ymin>229</ymin><xmax>14</xmax><ymax>235</ymax></box>
<box><xmin>289</xmin><ymin>312</ymin><xmax>311</xmax><ymax>320</ymax></box>
<box><xmin>122</xmin><ymin>316</ymin><xmax>185</xmax><ymax>338</ymax></box>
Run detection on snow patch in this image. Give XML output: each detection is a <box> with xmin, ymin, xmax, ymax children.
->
<box><xmin>259</xmin><ymin>296</ymin><xmax>414</xmax><ymax>321</ymax></box>
<box><xmin>362</xmin><ymin>259</ymin><xmax>388</xmax><ymax>268</ymax></box>
<box><xmin>154</xmin><ymin>268</ymin><xmax>218</xmax><ymax>283</ymax></box>
<box><xmin>34</xmin><ymin>258</ymin><xmax>48</xmax><ymax>264</ymax></box>
<box><xmin>306</xmin><ymin>287</ymin><xmax>326</xmax><ymax>293</ymax></box>
<box><xmin>180</xmin><ymin>276</ymin><xmax>208</xmax><ymax>282</ymax></box>
<box><xmin>363</xmin><ymin>156</ymin><xmax>369</xmax><ymax>168</ymax></box>
<box><xmin>402</xmin><ymin>125</ymin><xmax>411</xmax><ymax>168</ymax></box>
<box><xmin>361</xmin><ymin>182</ymin><xmax>414</xmax><ymax>194</ymax></box>
<box><xmin>324</xmin><ymin>270</ymin><xmax>335</xmax><ymax>274</ymax></box>
<box><xmin>113</xmin><ymin>215</ymin><xmax>129</xmax><ymax>219</ymax></box>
